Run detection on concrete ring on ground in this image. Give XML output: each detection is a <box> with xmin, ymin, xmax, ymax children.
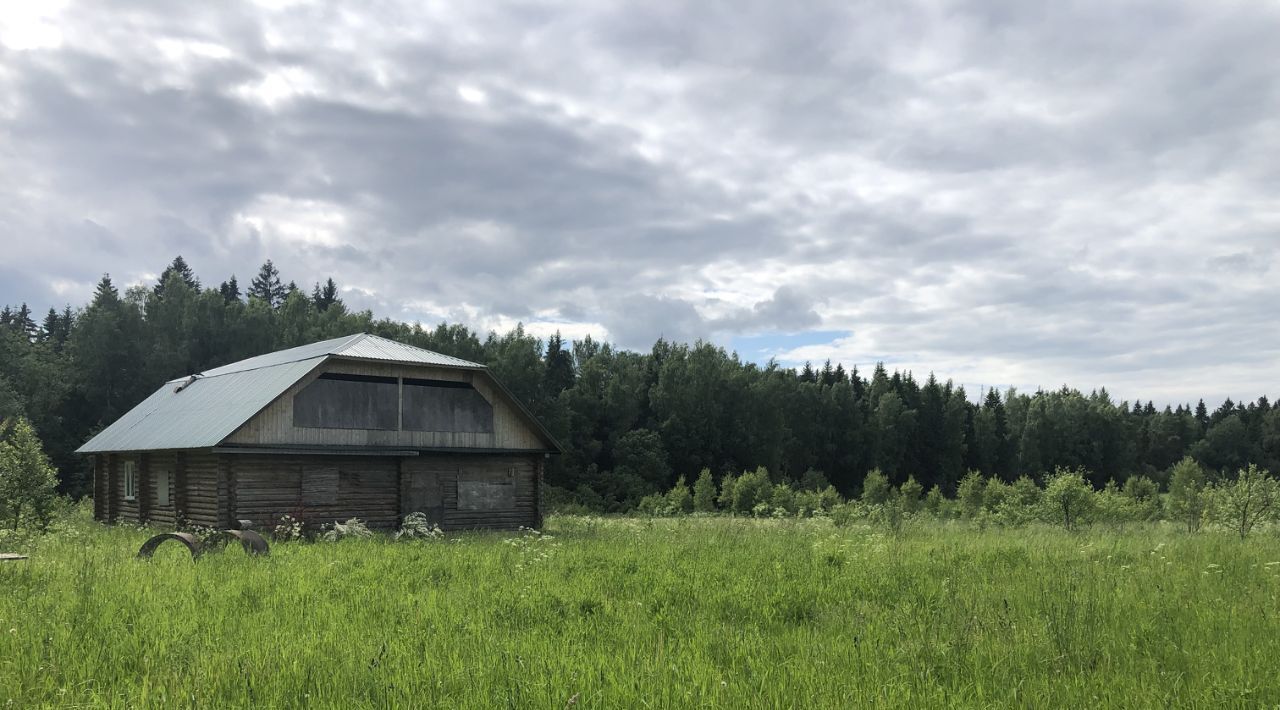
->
<box><xmin>222</xmin><ymin>529</ymin><xmax>270</xmax><ymax>556</ymax></box>
<box><xmin>137</xmin><ymin>532</ymin><xmax>202</xmax><ymax>560</ymax></box>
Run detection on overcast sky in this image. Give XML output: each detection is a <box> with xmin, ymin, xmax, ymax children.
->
<box><xmin>1</xmin><ymin>1</ymin><xmax>1278</xmax><ymax>406</ymax></box>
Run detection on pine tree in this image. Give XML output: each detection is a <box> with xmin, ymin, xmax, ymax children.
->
<box><xmin>248</xmin><ymin>260</ymin><xmax>287</xmax><ymax>307</ymax></box>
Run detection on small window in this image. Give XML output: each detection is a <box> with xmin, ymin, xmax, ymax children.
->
<box><xmin>123</xmin><ymin>461</ymin><xmax>136</xmax><ymax>501</ymax></box>
<box><xmin>156</xmin><ymin>469</ymin><xmax>171</xmax><ymax>507</ymax></box>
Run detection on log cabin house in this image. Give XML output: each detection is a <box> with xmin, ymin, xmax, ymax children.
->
<box><xmin>77</xmin><ymin>333</ymin><xmax>561</xmax><ymax>531</ymax></box>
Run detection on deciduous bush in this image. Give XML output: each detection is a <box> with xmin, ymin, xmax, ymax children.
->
<box><xmin>957</xmin><ymin>471</ymin><xmax>985</xmax><ymax>518</ymax></box>
<box><xmin>1211</xmin><ymin>464</ymin><xmax>1278</xmax><ymax>539</ymax></box>
<box><xmin>899</xmin><ymin>476</ymin><xmax>923</xmax><ymax>513</ymax></box>
<box><xmin>860</xmin><ymin>468</ymin><xmax>891</xmax><ymax>505</ymax></box>
<box><xmin>1122</xmin><ymin>475</ymin><xmax>1161</xmax><ymax>521</ymax></box>
<box><xmin>665</xmin><ymin>475</ymin><xmax>694</xmax><ymax>514</ymax></box>
<box><xmin>1040</xmin><ymin>468</ymin><xmax>1095</xmax><ymax>531</ymax></box>
<box><xmin>731</xmin><ymin>467</ymin><xmax>773</xmax><ymax>514</ymax></box>
<box><xmin>1167</xmin><ymin>457</ymin><xmax>1208</xmax><ymax>533</ymax></box>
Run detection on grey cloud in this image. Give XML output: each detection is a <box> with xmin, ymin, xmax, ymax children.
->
<box><xmin>1</xmin><ymin>0</ymin><xmax>1279</xmax><ymax>404</ymax></box>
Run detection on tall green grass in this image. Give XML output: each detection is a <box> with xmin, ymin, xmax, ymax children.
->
<box><xmin>3</xmin><ymin>511</ymin><xmax>1280</xmax><ymax>707</ymax></box>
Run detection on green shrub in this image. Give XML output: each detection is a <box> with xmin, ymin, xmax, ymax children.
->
<box><xmin>994</xmin><ymin>476</ymin><xmax>1041</xmax><ymax>526</ymax></box>
<box><xmin>666</xmin><ymin>475</ymin><xmax>694</xmax><ymax>514</ymax></box>
<box><xmin>636</xmin><ymin>494</ymin><xmax>665</xmax><ymax>515</ymax></box>
<box><xmin>1040</xmin><ymin>468</ymin><xmax>1095</xmax><ymax>531</ymax></box>
<box><xmin>957</xmin><ymin>471</ymin><xmax>985</xmax><ymax>518</ymax></box>
<box><xmin>731</xmin><ymin>467</ymin><xmax>773</xmax><ymax>514</ymax></box>
<box><xmin>769</xmin><ymin>484</ymin><xmax>797</xmax><ymax>516</ymax></box>
<box><xmin>799</xmin><ymin>469</ymin><xmax>830</xmax><ymax>492</ymax></box>
<box><xmin>1095</xmin><ymin>480</ymin><xmax>1136</xmax><ymax>530</ymax></box>
<box><xmin>1167</xmin><ymin>457</ymin><xmax>1208</xmax><ymax>533</ymax></box>
<box><xmin>0</xmin><ymin>418</ymin><xmax>59</xmax><ymax>532</ymax></box>
<box><xmin>1211</xmin><ymin>464</ymin><xmax>1279</xmax><ymax>539</ymax></box>
<box><xmin>924</xmin><ymin>485</ymin><xmax>946</xmax><ymax>516</ymax></box>
<box><xmin>899</xmin><ymin>476</ymin><xmax>923</xmax><ymax>513</ymax></box>
<box><xmin>717</xmin><ymin>473</ymin><xmax>738</xmax><ymax>511</ymax></box>
<box><xmin>861</xmin><ymin>468</ymin><xmax>891</xmax><ymax>505</ymax></box>
<box><xmin>1122</xmin><ymin>475</ymin><xmax>1161</xmax><ymax>521</ymax></box>
<box><xmin>982</xmin><ymin>477</ymin><xmax>1010</xmax><ymax>512</ymax></box>
<box><xmin>692</xmin><ymin>468</ymin><xmax>717</xmax><ymax>512</ymax></box>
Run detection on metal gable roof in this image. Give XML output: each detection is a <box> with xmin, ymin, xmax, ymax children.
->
<box><xmin>76</xmin><ymin>357</ymin><xmax>325</xmax><ymax>453</ymax></box>
<box><xmin>333</xmin><ymin>333</ymin><xmax>484</xmax><ymax>369</ymax></box>
<box><xmin>74</xmin><ymin>333</ymin><xmax>561</xmax><ymax>454</ymax></box>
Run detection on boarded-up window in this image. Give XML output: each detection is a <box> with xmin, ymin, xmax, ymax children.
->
<box><xmin>402</xmin><ymin>378</ymin><xmax>494</xmax><ymax>433</ymax></box>
<box><xmin>156</xmin><ymin>469</ymin><xmax>171</xmax><ymax>506</ymax></box>
<box><xmin>302</xmin><ymin>466</ymin><xmax>339</xmax><ymax>506</ymax></box>
<box><xmin>293</xmin><ymin>373</ymin><xmax>399</xmax><ymax>430</ymax></box>
<box><xmin>457</xmin><ymin>468</ymin><xmax>516</xmax><ymax>510</ymax></box>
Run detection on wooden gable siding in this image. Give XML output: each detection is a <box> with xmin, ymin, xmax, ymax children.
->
<box><xmin>223</xmin><ymin>360</ymin><xmax>547</xmax><ymax>451</ymax></box>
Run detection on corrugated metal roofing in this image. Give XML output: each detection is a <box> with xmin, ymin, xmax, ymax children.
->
<box><xmin>335</xmin><ymin>334</ymin><xmax>483</xmax><ymax>369</ymax></box>
<box><xmin>77</xmin><ymin>357</ymin><xmax>325</xmax><ymax>453</ymax></box>
<box><xmin>76</xmin><ymin>334</ymin><xmax>492</xmax><ymax>454</ymax></box>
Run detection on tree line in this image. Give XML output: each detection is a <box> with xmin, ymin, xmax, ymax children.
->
<box><xmin>2</xmin><ymin>256</ymin><xmax>1279</xmax><ymax>510</ymax></box>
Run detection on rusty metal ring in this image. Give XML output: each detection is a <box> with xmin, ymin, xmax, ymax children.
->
<box><xmin>137</xmin><ymin>532</ymin><xmax>202</xmax><ymax>560</ymax></box>
<box><xmin>221</xmin><ymin>529</ymin><xmax>270</xmax><ymax>556</ymax></box>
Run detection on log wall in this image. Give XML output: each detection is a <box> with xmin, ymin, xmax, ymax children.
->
<box><xmin>93</xmin><ymin>449</ymin><xmax>543</xmax><ymax>532</ymax></box>
<box><xmin>228</xmin><ymin>454</ymin><xmax>401</xmax><ymax>531</ymax></box>
<box><xmin>401</xmin><ymin>453</ymin><xmax>541</xmax><ymax>531</ymax></box>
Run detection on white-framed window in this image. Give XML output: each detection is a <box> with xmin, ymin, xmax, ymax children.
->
<box><xmin>156</xmin><ymin>469</ymin><xmax>170</xmax><ymax>507</ymax></box>
<box><xmin>123</xmin><ymin>461</ymin><xmax>136</xmax><ymax>501</ymax></box>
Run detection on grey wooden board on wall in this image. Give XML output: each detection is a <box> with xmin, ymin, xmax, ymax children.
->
<box><xmin>293</xmin><ymin>378</ymin><xmax>399</xmax><ymax>430</ymax></box>
<box><xmin>457</xmin><ymin>481</ymin><xmax>516</xmax><ymax>510</ymax></box>
<box><xmin>401</xmin><ymin>383</ymin><xmax>494</xmax><ymax>433</ymax></box>
<box><xmin>302</xmin><ymin>465</ymin><xmax>339</xmax><ymax>505</ymax></box>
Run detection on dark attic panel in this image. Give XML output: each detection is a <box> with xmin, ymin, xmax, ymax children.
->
<box><xmin>293</xmin><ymin>373</ymin><xmax>399</xmax><ymax>430</ymax></box>
<box><xmin>402</xmin><ymin>379</ymin><xmax>495</xmax><ymax>434</ymax></box>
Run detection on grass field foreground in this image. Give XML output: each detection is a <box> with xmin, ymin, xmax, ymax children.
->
<box><xmin>3</xmin><ymin>511</ymin><xmax>1280</xmax><ymax>707</ymax></box>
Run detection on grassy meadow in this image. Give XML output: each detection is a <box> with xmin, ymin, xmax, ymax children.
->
<box><xmin>3</xmin><ymin>510</ymin><xmax>1280</xmax><ymax>708</ymax></box>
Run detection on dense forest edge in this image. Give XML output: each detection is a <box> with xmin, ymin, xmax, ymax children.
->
<box><xmin>2</xmin><ymin>256</ymin><xmax>1279</xmax><ymax>517</ymax></box>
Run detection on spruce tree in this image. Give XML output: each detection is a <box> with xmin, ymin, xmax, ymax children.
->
<box><xmin>543</xmin><ymin>331</ymin><xmax>575</xmax><ymax>397</ymax></box>
<box><xmin>0</xmin><ymin>418</ymin><xmax>59</xmax><ymax>531</ymax></box>
<box><xmin>153</xmin><ymin>255</ymin><xmax>199</xmax><ymax>298</ymax></box>
<box><xmin>311</xmin><ymin>278</ymin><xmax>339</xmax><ymax>311</ymax></box>
<box><xmin>248</xmin><ymin>260</ymin><xmax>287</xmax><ymax>307</ymax></box>
<box><xmin>219</xmin><ymin>276</ymin><xmax>242</xmax><ymax>303</ymax></box>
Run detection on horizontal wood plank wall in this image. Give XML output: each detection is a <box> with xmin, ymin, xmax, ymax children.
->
<box><xmin>403</xmin><ymin>453</ymin><xmax>541</xmax><ymax>531</ymax></box>
<box><xmin>230</xmin><ymin>455</ymin><xmax>400</xmax><ymax>531</ymax></box>
<box><xmin>183</xmin><ymin>451</ymin><xmax>222</xmax><ymax>528</ymax></box>
<box><xmin>224</xmin><ymin>360</ymin><xmax>547</xmax><ymax>451</ymax></box>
